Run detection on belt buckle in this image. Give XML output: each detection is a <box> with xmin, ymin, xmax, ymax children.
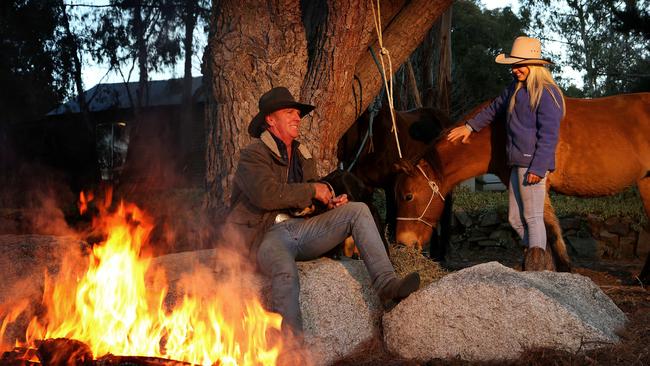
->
<box><xmin>274</xmin><ymin>213</ymin><xmax>290</xmax><ymax>224</ymax></box>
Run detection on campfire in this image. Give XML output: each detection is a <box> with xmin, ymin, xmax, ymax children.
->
<box><xmin>1</xmin><ymin>191</ymin><xmax>284</xmax><ymax>366</ymax></box>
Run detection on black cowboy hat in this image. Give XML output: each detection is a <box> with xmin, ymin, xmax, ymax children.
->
<box><xmin>248</xmin><ymin>87</ymin><xmax>315</xmax><ymax>137</ymax></box>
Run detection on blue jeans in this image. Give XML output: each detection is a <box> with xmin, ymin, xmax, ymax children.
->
<box><xmin>508</xmin><ymin>167</ymin><xmax>547</xmax><ymax>250</ymax></box>
<box><xmin>256</xmin><ymin>202</ymin><xmax>395</xmax><ymax>333</ymax></box>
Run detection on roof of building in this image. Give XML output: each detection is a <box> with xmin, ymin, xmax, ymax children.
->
<box><xmin>47</xmin><ymin>76</ymin><xmax>205</xmax><ymax>116</ymax></box>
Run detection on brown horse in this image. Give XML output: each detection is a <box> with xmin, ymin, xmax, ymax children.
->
<box><xmin>338</xmin><ymin>106</ymin><xmax>450</xmax><ymax>188</ymax></box>
<box><xmin>338</xmin><ymin>105</ymin><xmax>453</xmax><ymax>258</ymax></box>
<box><xmin>394</xmin><ymin>93</ymin><xmax>650</xmax><ymax>275</ymax></box>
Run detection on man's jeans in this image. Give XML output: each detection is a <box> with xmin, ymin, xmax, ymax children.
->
<box><xmin>508</xmin><ymin>167</ymin><xmax>547</xmax><ymax>250</ymax></box>
<box><xmin>256</xmin><ymin>202</ymin><xmax>395</xmax><ymax>333</ymax></box>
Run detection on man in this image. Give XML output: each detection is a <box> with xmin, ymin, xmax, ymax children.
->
<box><xmin>222</xmin><ymin>86</ymin><xmax>420</xmax><ymax>335</ymax></box>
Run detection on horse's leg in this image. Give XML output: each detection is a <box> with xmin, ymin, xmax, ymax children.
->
<box><xmin>428</xmin><ymin>193</ymin><xmax>451</xmax><ymax>261</ymax></box>
<box><xmin>544</xmin><ymin>192</ymin><xmax>572</xmax><ymax>272</ymax></box>
<box><xmin>636</xmin><ymin>177</ymin><xmax>650</xmax><ymax>284</ymax></box>
<box><xmin>383</xmin><ymin>179</ymin><xmax>397</xmax><ymax>242</ymax></box>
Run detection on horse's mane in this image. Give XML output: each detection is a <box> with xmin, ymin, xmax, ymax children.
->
<box><xmin>403</xmin><ymin>100</ymin><xmax>496</xmax><ymax>185</ymax></box>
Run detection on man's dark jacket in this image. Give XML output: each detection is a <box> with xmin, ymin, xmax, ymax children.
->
<box><xmin>221</xmin><ymin>130</ymin><xmax>319</xmax><ymax>264</ymax></box>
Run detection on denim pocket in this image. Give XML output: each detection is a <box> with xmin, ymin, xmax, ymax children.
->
<box><xmin>282</xmin><ymin>219</ymin><xmax>302</xmax><ymax>241</ymax></box>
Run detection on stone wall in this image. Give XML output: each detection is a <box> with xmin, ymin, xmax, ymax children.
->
<box><xmin>449</xmin><ymin>209</ymin><xmax>649</xmax><ymax>262</ymax></box>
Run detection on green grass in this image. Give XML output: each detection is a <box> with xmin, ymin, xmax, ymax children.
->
<box><xmin>452</xmin><ymin>186</ymin><xmax>647</xmax><ymax>225</ymax></box>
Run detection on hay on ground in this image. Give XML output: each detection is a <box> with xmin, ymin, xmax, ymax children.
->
<box><xmin>389</xmin><ymin>244</ymin><xmax>447</xmax><ymax>286</ymax></box>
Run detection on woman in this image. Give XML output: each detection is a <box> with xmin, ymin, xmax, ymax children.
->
<box><xmin>447</xmin><ymin>36</ymin><xmax>565</xmax><ymax>271</ymax></box>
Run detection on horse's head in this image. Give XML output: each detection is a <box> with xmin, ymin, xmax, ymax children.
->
<box><xmin>393</xmin><ymin>158</ymin><xmax>446</xmax><ymax>251</ymax></box>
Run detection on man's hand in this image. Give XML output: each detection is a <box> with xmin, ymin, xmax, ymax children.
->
<box><xmin>447</xmin><ymin>125</ymin><xmax>472</xmax><ymax>144</ymax></box>
<box><xmin>313</xmin><ymin>182</ymin><xmax>333</xmax><ymax>204</ymax></box>
<box><xmin>327</xmin><ymin>194</ymin><xmax>348</xmax><ymax>209</ymax></box>
<box><xmin>526</xmin><ymin>172</ymin><xmax>543</xmax><ymax>184</ymax></box>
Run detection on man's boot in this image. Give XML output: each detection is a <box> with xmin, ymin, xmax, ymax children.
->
<box><xmin>379</xmin><ymin>272</ymin><xmax>420</xmax><ymax>310</ymax></box>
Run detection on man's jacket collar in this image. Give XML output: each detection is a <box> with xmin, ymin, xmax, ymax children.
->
<box><xmin>260</xmin><ymin>130</ymin><xmax>312</xmax><ymax>160</ymax></box>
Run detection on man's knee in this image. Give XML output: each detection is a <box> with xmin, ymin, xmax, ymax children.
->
<box><xmin>257</xmin><ymin>241</ymin><xmax>296</xmax><ymax>276</ymax></box>
<box><xmin>346</xmin><ymin>201</ymin><xmax>372</xmax><ymax>218</ymax></box>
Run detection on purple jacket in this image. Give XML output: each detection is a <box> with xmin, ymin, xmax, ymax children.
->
<box><xmin>466</xmin><ymin>82</ymin><xmax>563</xmax><ymax>177</ymax></box>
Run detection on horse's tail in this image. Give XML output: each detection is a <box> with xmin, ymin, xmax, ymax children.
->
<box><xmin>544</xmin><ymin>193</ymin><xmax>572</xmax><ymax>272</ymax></box>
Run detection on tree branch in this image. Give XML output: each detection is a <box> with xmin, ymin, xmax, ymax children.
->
<box><xmin>348</xmin><ymin>0</ymin><xmax>452</xmax><ymax>127</ymax></box>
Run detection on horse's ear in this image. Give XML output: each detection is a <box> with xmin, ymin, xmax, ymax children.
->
<box><xmin>393</xmin><ymin>158</ymin><xmax>416</xmax><ymax>176</ymax></box>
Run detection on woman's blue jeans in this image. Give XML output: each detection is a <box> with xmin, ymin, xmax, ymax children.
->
<box><xmin>508</xmin><ymin>167</ymin><xmax>547</xmax><ymax>250</ymax></box>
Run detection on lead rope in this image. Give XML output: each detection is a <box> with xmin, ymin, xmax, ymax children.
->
<box><xmin>346</xmin><ymin>95</ymin><xmax>381</xmax><ymax>172</ymax></box>
<box><xmin>396</xmin><ymin>164</ymin><xmax>445</xmax><ymax>227</ymax></box>
<box><xmin>370</xmin><ymin>0</ymin><xmax>402</xmax><ymax>159</ymax></box>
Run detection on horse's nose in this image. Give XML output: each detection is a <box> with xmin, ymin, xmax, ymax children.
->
<box><xmin>396</xmin><ymin>231</ymin><xmax>420</xmax><ymax>250</ymax></box>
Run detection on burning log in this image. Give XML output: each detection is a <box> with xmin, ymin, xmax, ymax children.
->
<box><xmin>36</xmin><ymin>338</ymin><xmax>93</xmax><ymax>366</ymax></box>
<box><xmin>0</xmin><ymin>346</ymin><xmax>40</xmax><ymax>366</ymax></box>
<box><xmin>94</xmin><ymin>355</ymin><xmax>196</xmax><ymax>366</ymax></box>
<box><xmin>1</xmin><ymin>339</ymin><xmax>200</xmax><ymax>366</ymax></box>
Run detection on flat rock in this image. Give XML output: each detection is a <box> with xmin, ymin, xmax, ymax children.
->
<box><xmin>638</xmin><ymin>228</ymin><xmax>650</xmax><ymax>258</ymax></box>
<box><xmin>566</xmin><ymin>235</ymin><xmax>598</xmax><ymax>259</ymax></box>
<box><xmin>298</xmin><ymin>258</ymin><xmax>383</xmax><ymax>366</ymax></box>
<box><xmin>560</xmin><ymin>217</ymin><xmax>582</xmax><ymax>231</ymax></box>
<box><xmin>454</xmin><ymin>209</ymin><xmax>473</xmax><ymax>228</ymax></box>
<box><xmin>383</xmin><ymin>262</ymin><xmax>626</xmax><ymax>362</ymax></box>
<box><xmin>479</xmin><ymin>211</ymin><xmax>500</xmax><ymax>227</ymax></box>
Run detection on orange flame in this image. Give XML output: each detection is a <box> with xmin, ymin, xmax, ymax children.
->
<box><xmin>78</xmin><ymin>191</ymin><xmax>94</xmax><ymax>215</ymax></box>
<box><xmin>4</xmin><ymin>200</ymin><xmax>284</xmax><ymax>366</ymax></box>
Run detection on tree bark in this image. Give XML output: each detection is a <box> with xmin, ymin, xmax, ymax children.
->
<box><xmin>205</xmin><ymin>0</ymin><xmax>452</xmax><ymax>208</ymax></box>
<box><xmin>205</xmin><ymin>0</ymin><xmax>308</xmax><ymax>207</ymax></box>
<box><xmin>406</xmin><ymin>60</ymin><xmax>423</xmax><ymax>108</ymax></box>
<box><xmin>350</xmin><ymin>0</ymin><xmax>453</xmax><ymax>123</ymax></box>
<box><xmin>298</xmin><ymin>0</ymin><xmax>375</xmax><ymax>175</ymax></box>
<box><xmin>435</xmin><ymin>7</ymin><xmax>452</xmax><ymax>116</ymax></box>
<box><xmin>134</xmin><ymin>3</ymin><xmax>148</xmax><ymax>116</ymax></box>
<box><xmin>181</xmin><ymin>0</ymin><xmax>197</xmax><ymax>172</ymax></box>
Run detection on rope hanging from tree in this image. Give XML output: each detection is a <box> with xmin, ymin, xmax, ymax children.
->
<box><xmin>370</xmin><ymin>0</ymin><xmax>403</xmax><ymax>159</ymax></box>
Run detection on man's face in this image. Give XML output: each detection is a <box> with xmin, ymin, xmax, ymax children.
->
<box><xmin>266</xmin><ymin>107</ymin><xmax>301</xmax><ymax>143</ymax></box>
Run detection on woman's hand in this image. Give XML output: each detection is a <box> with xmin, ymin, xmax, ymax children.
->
<box><xmin>447</xmin><ymin>125</ymin><xmax>472</xmax><ymax>144</ymax></box>
<box><xmin>526</xmin><ymin>172</ymin><xmax>542</xmax><ymax>184</ymax></box>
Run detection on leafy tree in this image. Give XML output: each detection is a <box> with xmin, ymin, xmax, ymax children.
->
<box><xmin>520</xmin><ymin>0</ymin><xmax>649</xmax><ymax>96</ymax></box>
<box><xmin>84</xmin><ymin>0</ymin><xmax>209</xmax><ymax>187</ymax></box>
<box><xmin>449</xmin><ymin>0</ymin><xmax>529</xmax><ymax>120</ymax></box>
<box><xmin>0</xmin><ymin>0</ymin><xmax>74</xmax><ymax>123</ymax></box>
<box><xmin>89</xmin><ymin>0</ymin><xmax>183</xmax><ymax>112</ymax></box>
<box><xmin>611</xmin><ymin>0</ymin><xmax>650</xmax><ymax>92</ymax></box>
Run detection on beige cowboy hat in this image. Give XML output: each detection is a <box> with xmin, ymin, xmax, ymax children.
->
<box><xmin>495</xmin><ymin>36</ymin><xmax>553</xmax><ymax>65</ymax></box>
<box><xmin>248</xmin><ymin>87</ymin><xmax>315</xmax><ymax>138</ymax></box>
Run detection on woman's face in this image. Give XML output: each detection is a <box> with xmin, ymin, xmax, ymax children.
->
<box><xmin>511</xmin><ymin>65</ymin><xmax>530</xmax><ymax>81</ymax></box>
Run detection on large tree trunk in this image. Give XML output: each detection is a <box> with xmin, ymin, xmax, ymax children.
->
<box><xmin>205</xmin><ymin>0</ymin><xmax>308</xmax><ymax>208</ymax></box>
<box><xmin>181</xmin><ymin>0</ymin><xmax>197</xmax><ymax>173</ymax></box>
<box><xmin>204</xmin><ymin>0</ymin><xmax>452</xmax><ymax>209</ymax></box>
<box><xmin>435</xmin><ymin>7</ymin><xmax>452</xmax><ymax>116</ymax></box>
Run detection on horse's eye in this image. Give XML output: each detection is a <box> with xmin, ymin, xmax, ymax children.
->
<box><xmin>405</xmin><ymin>193</ymin><xmax>414</xmax><ymax>201</ymax></box>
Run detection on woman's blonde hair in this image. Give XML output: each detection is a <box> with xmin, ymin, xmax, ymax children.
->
<box><xmin>508</xmin><ymin>65</ymin><xmax>565</xmax><ymax>118</ymax></box>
